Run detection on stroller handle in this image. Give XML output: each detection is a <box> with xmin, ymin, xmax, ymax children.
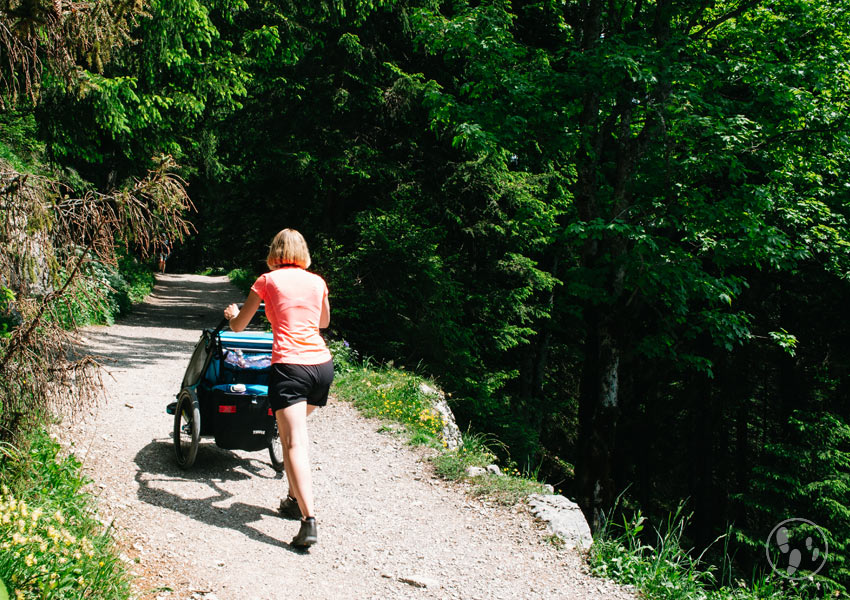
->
<box><xmin>215</xmin><ymin>302</ymin><xmax>266</xmax><ymax>334</ymax></box>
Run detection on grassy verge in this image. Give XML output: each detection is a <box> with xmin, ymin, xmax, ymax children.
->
<box><xmin>223</xmin><ymin>267</ymin><xmax>254</xmax><ymax>294</ymax></box>
<box><xmin>330</xmin><ymin>341</ymin><xmax>444</xmax><ymax>448</ymax></box>
<box><xmin>329</xmin><ymin>340</ymin><xmax>550</xmax><ymax>505</ymax></box>
<box><xmin>0</xmin><ymin>429</ymin><xmax>131</xmax><ymax>599</ymax></box>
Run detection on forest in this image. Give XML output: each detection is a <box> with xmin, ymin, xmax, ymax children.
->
<box><xmin>1</xmin><ymin>0</ymin><xmax>849</xmax><ymax>596</ymax></box>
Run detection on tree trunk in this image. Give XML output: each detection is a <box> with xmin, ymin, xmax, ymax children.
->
<box><xmin>576</xmin><ymin>308</ymin><xmax>622</xmax><ymax>531</ymax></box>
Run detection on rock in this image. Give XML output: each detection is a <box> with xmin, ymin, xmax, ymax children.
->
<box><xmin>527</xmin><ymin>494</ymin><xmax>593</xmax><ymax>550</ymax></box>
<box><xmin>399</xmin><ymin>574</ymin><xmax>439</xmax><ymax>588</ymax></box>
<box><xmin>465</xmin><ymin>466</ymin><xmax>487</xmax><ymax>477</ymax></box>
<box><xmin>486</xmin><ymin>464</ymin><xmax>502</xmax><ymax>476</ymax></box>
<box><xmin>418</xmin><ymin>382</ymin><xmax>463</xmax><ymax>449</ymax></box>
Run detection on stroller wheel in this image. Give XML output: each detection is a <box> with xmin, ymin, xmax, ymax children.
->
<box><xmin>174</xmin><ymin>389</ymin><xmax>200</xmax><ymax>469</ymax></box>
<box><xmin>269</xmin><ymin>421</ymin><xmax>285</xmax><ymax>472</ymax></box>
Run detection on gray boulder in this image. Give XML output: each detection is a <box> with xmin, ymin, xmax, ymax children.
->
<box><xmin>527</xmin><ymin>494</ymin><xmax>593</xmax><ymax>550</ymax></box>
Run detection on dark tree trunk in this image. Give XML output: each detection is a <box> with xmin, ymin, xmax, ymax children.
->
<box><xmin>689</xmin><ymin>368</ymin><xmax>715</xmax><ymax>548</ymax></box>
<box><xmin>576</xmin><ymin>307</ymin><xmax>622</xmax><ymax>530</ymax></box>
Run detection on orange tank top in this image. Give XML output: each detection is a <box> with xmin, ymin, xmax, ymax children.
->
<box><xmin>250</xmin><ymin>267</ymin><xmax>332</xmax><ymax>365</ymax></box>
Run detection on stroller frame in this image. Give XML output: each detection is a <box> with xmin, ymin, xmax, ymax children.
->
<box><xmin>168</xmin><ymin>306</ymin><xmax>284</xmax><ymax>471</ymax></box>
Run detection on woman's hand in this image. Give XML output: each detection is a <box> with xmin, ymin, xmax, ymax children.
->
<box><xmin>226</xmin><ymin>292</ymin><xmax>261</xmax><ymax>332</ymax></box>
<box><xmin>224</xmin><ymin>303</ymin><xmax>240</xmax><ymax>321</ymax></box>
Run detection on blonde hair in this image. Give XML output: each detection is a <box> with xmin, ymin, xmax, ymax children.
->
<box><xmin>266</xmin><ymin>228</ymin><xmax>311</xmax><ymax>270</ymax></box>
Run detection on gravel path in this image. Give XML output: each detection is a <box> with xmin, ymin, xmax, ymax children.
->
<box><xmin>66</xmin><ymin>274</ymin><xmax>638</xmax><ymax>600</ymax></box>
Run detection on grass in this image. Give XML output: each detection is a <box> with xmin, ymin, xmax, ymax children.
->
<box><xmin>226</xmin><ymin>268</ymin><xmax>255</xmax><ymax>294</ymax></box>
<box><xmin>0</xmin><ymin>429</ymin><xmax>131</xmax><ymax>599</ymax></box>
<box><xmin>0</xmin><ymin>250</ymin><xmax>153</xmax><ymax>597</ymax></box>
<box><xmin>330</xmin><ymin>342</ymin><xmax>444</xmax><ymax>448</ymax></box>
<box><xmin>588</xmin><ymin>504</ymin><xmax>821</xmax><ymax>600</ymax></box>
<box><xmin>432</xmin><ymin>434</ymin><xmax>549</xmax><ymax>505</ymax></box>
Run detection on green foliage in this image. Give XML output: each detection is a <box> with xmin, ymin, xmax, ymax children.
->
<box><xmin>5</xmin><ymin>0</ymin><xmax>850</xmax><ymax>592</ymax></box>
<box><xmin>735</xmin><ymin>411</ymin><xmax>850</xmax><ymax>595</ymax></box>
<box><xmin>47</xmin><ymin>255</ymin><xmax>154</xmax><ymax>329</ymax></box>
<box><xmin>333</xmin><ymin>342</ymin><xmax>552</xmax><ymax>504</ymax></box>
<box><xmin>0</xmin><ymin>288</ymin><xmax>15</xmax><ymax>340</ymax></box>
<box><xmin>432</xmin><ymin>432</ymin><xmax>549</xmax><ymax>504</ymax></box>
<box><xmin>227</xmin><ymin>267</ymin><xmax>255</xmax><ymax>295</ymax></box>
<box><xmin>117</xmin><ymin>253</ymin><xmax>157</xmax><ymax>305</ymax></box>
<box><xmin>590</xmin><ymin>507</ymin><xmax>802</xmax><ymax>600</ymax></box>
<box><xmin>431</xmin><ymin>432</ymin><xmax>497</xmax><ymax>480</ymax></box>
<box><xmin>0</xmin><ymin>430</ymin><xmax>131</xmax><ymax>599</ymax></box>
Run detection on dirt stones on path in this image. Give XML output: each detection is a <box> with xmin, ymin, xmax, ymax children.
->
<box><xmin>66</xmin><ymin>273</ymin><xmax>636</xmax><ymax>600</ymax></box>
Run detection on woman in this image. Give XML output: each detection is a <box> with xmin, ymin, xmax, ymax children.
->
<box><xmin>224</xmin><ymin>229</ymin><xmax>333</xmax><ymax>548</ymax></box>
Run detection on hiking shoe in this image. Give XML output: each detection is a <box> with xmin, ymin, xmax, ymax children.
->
<box><xmin>278</xmin><ymin>495</ymin><xmax>301</xmax><ymax>520</ymax></box>
<box><xmin>291</xmin><ymin>517</ymin><xmax>317</xmax><ymax>548</ymax></box>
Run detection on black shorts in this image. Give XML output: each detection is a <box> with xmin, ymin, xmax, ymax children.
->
<box><xmin>268</xmin><ymin>359</ymin><xmax>334</xmax><ymax>412</ymax></box>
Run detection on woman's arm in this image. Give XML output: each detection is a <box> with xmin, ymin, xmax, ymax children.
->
<box><xmin>319</xmin><ymin>295</ymin><xmax>330</xmax><ymax>329</ymax></box>
<box><xmin>224</xmin><ymin>291</ymin><xmax>262</xmax><ymax>332</ymax></box>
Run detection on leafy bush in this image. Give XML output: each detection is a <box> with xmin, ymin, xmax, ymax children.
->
<box><xmin>227</xmin><ymin>268</ymin><xmax>256</xmax><ymax>295</ymax></box>
<box><xmin>0</xmin><ymin>430</ymin><xmax>131</xmax><ymax>599</ymax></box>
<box><xmin>47</xmin><ymin>252</ymin><xmax>155</xmax><ymax>329</ymax></box>
<box><xmin>116</xmin><ymin>254</ymin><xmax>156</xmax><ymax>306</ymax></box>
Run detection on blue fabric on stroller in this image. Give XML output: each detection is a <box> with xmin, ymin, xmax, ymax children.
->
<box><xmin>172</xmin><ymin>320</ymin><xmax>284</xmax><ymax>469</ymax></box>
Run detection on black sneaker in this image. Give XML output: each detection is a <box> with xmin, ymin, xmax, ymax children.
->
<box><xmin>291</xmin><ymin>517</ymin><xmax>317</xmax><ymax>548</ymax></box>
<box><xmin>278</xmin><ymin>495</ymin><xmax>301</xmax><ymax>520</ymax></box>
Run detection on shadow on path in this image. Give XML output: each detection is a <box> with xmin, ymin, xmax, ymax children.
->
<box><xmin>132</xmin><ymin>439</ymin><xmax>309</xmax><ymax>553</ymax></box>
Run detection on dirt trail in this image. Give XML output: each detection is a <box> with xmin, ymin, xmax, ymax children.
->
<box><xmin>67</xmin><ymin>274</ymin><xmax>636</xmax><ymax>600</ymax></box>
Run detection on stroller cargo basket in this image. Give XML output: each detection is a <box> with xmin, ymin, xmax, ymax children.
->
<box><xmin>210</xmin><ymin>385</ymin><xmax>276</xmax><ymax>451</ymax></box>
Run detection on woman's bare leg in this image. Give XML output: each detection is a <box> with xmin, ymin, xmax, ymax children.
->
<box><xmin>283</xmin><ymin>405</ymin><xmax>316</xmax><ymax>503</ymax></box>
<box><xmin>276</xmin><ymin>402</ymin><xmax>315</xmax><ymax>517</ymax></box>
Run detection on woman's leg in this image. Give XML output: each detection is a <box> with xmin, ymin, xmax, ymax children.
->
<box><xmin>284</xmin><ymin>405</ymin><xmax>316</xmax><ymax>502</ymax></box>
<box><xmin>276</xmin><ymin>401</ymin><xmax>315</xmax><ymax>518</ymax></box>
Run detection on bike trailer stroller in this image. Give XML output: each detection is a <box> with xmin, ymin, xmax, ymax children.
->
<box><xmin>167</xmin><ymin>308</ymin><xmax>284</xmax><ymax>471</ymax></box>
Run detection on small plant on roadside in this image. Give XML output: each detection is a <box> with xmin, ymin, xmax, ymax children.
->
<box><xmin>0</xmin><ymin>431</ymin><xmax>131</xmax><ymax>600</ymax></box>
<box><xmin>470</xmin><ymin>471</ymin><xmax>549</xmax><ymax>506</ymax></box>
<box><xmin>227</xmin><ymin>268</ymin><xmax>255</xmax><ymax>294</ymax></box>
<box><xmin>327</xmin><ymin>339</ymin><xmax>358</xmax><ymax>374</ymax></box>
<box><xmin>432</xmin><ymin>432</ymin><xmax>498</xmax><ymax>480</ymax></box>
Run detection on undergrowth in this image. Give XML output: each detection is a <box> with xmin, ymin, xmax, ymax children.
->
<box><xmin>0</xmin><ymin>429</ymin><xmax>131</xmax><ymax>599</ymax></box>
<box><xmin>589</xmin><ymin>505</ymin><xmax>823</xmax><ymax>600</ymax></box>
<box><xmin>49</xmin><ymin>252</ymin><xmax>156</xmax><ymax>328</ymax></box>
<box><xmin>329</xmin><ymin>340</ymin><xmax>444</xmax><ymax>447</ymax></box>
<box><xmin>226</xmin><ymin>268</ymin><xmax>255</xmax><ymax>295</ymax></box>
